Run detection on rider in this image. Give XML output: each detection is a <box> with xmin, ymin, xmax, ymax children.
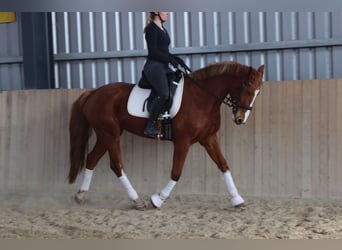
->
<box><xmin>143</xmin><ymin>12</ymin><xmax>185</xmax><ymax>138</ymax></box>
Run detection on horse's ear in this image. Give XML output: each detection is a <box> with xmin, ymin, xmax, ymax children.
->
<box><xmin>257</xmin><ymin>64</ymin><xmax>265</xmax><ymax>75</ymax></box>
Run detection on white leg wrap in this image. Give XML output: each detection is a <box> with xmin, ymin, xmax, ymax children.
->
<box><xmin>160</xmin><ymin>180</ymin><xmax>177</xmax><ymax>200</ymax></box>
<box><xmin>223</xmin><ymin>171</ymin><xmax>244</xmax><ymax>206</ymax></box>
<box><xmin>80</xmin><ymin>169</ymin><xmax>93</xmax><ymax>191</ymax></box>
<box><xmin>119</xmin><ymin>173</ymin><xmax>139</xmax><ymax>201</ymax></box>
<box><xmin>151</xmin><ymin>180</ymin><xmax>177</xmax><ymax>208</ymax></box>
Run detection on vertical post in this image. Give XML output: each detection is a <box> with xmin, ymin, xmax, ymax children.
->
<box><xmin>21</xmin><ymin>12</ymin><xmax>54</xmax><ymax>89</ymax></box>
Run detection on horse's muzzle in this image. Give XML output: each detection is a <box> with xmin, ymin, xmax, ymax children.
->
<box><xmin>233</xmin><ymin>113</ymin><xmax>246</xmax><ymax>125</ymax></box>
<box><xmin>234</xmin><ymin>117</ymin><xmax>244</xmax><ymax>125</ymax></box>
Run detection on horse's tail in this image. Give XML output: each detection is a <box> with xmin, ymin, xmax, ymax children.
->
<box><xmin>68</xmin><ymin>90</ymin><xmax>93</xmax><ymax>184</ymax></box>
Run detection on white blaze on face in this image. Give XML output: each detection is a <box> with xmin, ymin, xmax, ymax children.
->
<box><xmin>243</xmin><ymin>89</ymin><xmax>260</xmax><ymax>123</ymax></box>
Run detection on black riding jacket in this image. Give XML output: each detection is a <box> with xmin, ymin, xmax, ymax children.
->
<box><xmin>145</xmin><ymin>22</ymin><xmax>174</xmax><ymax>65</ymax></box>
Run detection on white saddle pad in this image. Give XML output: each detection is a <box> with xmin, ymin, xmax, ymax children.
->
<box><xmin>127</xmin><ymin>75</ymin><xmax>184</xmax><ymax>118</ymax></box>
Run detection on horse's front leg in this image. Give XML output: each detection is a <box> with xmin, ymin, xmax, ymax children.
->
<box><xmin>200</xmin><ymin>134</ymin><xmax>245</xmax><ymax>207</ymax></box>
<box><xmin>151</xmin><ymin>141</ymin><xmax>191</xmax><ymax>208</ymax></box>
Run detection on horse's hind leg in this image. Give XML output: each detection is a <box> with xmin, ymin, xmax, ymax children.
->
<box><xmin>200</xmin><ymin>134</ymin><xmax>245</xmax><ymax>207</ymax></box>
<box><xmin>74</xmin><ymin>141</ymin><xmax>107</xmax><ymax>204</ymax></box>
<box><xmin>107</xmin><ymin>137</ymin><xmax>146</xmax><ymax>210</ymax></box>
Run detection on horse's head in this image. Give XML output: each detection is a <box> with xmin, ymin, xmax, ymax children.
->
<box><xmin>231</xmin><ymin>64</ymin><xmax>265</xmax><ymax>125</ymax></box>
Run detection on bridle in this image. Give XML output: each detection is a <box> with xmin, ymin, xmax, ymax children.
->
<box><xmin>182</xmin><ymin>67</ymin><xmax>255</xmax><ymax>114</ymax></box>
<box><xmin>229</xmin><ymin>78</ymin><xmax>255</xmax><ymax>115</ymax></box>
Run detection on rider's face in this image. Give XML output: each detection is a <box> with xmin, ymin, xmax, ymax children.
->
<box><xmin>157</xmin><ymin>12</ymin><xmax>169</xmax><ymax>22</ymax></box>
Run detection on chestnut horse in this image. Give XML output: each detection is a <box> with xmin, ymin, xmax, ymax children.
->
<box><xmin>68</xmin><ymin>61</ymin><xmax>265</xmax><ymax>210</ymax></box>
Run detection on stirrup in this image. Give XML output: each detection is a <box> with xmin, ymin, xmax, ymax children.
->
<box><xmin>144</xmin><ymin>131</ymin><xmax>163</xmax><ymax>139</ymax></box>
<box><xmin>144</xmin><ymin>127</ymin><xmax>158</xmax><ymax>137</ymax></box>
<box><xmin>144</xmin><ymin>119</ymin><xmax>161</xmax><ymax>138</ymax></box>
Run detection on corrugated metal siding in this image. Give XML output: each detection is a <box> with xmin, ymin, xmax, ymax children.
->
<box><xmin>1</xmin><ymin>12</ymin><xmax>342</xmax><ymax>90</ymax></box>
<box><xmin>52</xmin><ymin>11</ymin><xmax>342</xmax><ymax>88</ymax></box>
<box><xmin>52</xmin><ymin>12</ymin><xmax>147</xmax><ymax>89</ymax></box>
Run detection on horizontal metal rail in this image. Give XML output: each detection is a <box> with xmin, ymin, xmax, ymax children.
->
<box><xmin>0</xmin><ymin>56</ymin><xmax>23</xmax><ymax>64</ymax></box>
<box><xmin>1</xmin><ymin>38</ymin><xmax>342</xmax><ymax>64</ymax></box>
<box><xmin>52</xmin><ymin>38</ymin><xmax>342</xmax><ymax>62</ymax></box>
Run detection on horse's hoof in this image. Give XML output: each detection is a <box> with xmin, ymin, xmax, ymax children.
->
<box><xmin>231</xmin><ymin>195</ymin><xmax>245</xmax><ymax>207</ymax></box>
<box><xmin>151</xmin><ymin>194</ymin><xmax>164</xmax><ymax>208</ymax></box>
<box><xmin>234</xmin><ymin>203</ymin><xmax>246</xmax><ymax>210</ymax></box>
<box><xmin>74</xmin><ymin>190</ymin><xmax>86</xmax><ymax>204</ymax></box>
<box><xmin>134</xmin><ymin>198</ymin><xmax>146</xmax><ymax>211</ymax></box>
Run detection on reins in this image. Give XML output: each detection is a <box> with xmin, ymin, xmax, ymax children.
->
<box><xmin>179</xmin><ymin>65</ymin><xmax>253</xmax><ymax>112</ymax></box>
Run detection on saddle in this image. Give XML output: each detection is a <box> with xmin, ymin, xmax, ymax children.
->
<box><xmin>138</xmin><ymin>70</ymin><xmax>182</xmax><ymax>113</ymax></box>
<box><xmin>127</xmin><ymin>70</ymin><xmax>184</xmax><ymax>140</ymax></box>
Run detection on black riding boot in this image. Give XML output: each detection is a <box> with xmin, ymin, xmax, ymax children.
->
<box><xmin>144</xmin><ymin>96</ymin><xmax>165</xmax><ymax>138</ymax></box>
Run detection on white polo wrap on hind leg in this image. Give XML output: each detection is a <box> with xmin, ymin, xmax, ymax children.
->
<box><xmin>119</xmin><ymin>173</ymin><xmax>139</xmax><ymax>201</ymax></box>
<box><xmin>223</xmin><ymin>171</ymin><xmax>244</xmax><ymax>206</ymax></box>
<box><xmin>80</xmin><ymin>168</ymin><xmax>94</xmax><ymax>191</ymax></box>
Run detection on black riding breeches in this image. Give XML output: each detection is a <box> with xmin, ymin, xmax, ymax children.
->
<box><xmin>143</xmin><ymin>59</ymin><xmax>171</xmax><ymax>101</ymax></box>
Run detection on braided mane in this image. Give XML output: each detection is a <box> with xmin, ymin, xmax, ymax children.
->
<box><xmin>189</xmin><ymin>61</ymin><xmax>251</xmax><ymax>81</ymax></box>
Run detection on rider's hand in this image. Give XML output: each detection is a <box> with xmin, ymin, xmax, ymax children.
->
<box><xmin>169</xmin><ymin>57</ymin><xmax>179</xmax><ymax>68</ymax></box>
<box><xmin>173</xmin><ymin>56</ymin><xmax>186</xmax><ymax>67</ymax></box>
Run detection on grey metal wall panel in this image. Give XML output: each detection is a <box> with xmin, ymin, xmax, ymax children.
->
<box><xmin>1</xmin><ymin>12</ymin><xmax>342</xmax><ymax>90</ymax></box>
<box><xmin>52</xmin><ymin>12</ymin><xmax>149</xmax><ymax>88</ymax></box>
<box><xmin>0</xmin><ymin>15</ymin><xmax>23</xmax><ymax>90</ymax></box>
<box><xmin>32</xmin><ymin>11</ymin><xmax>342</xmax><ymax>86</ymax></box>
<box><xmin>0</xmin><ymin>64</ymin><xmax>24</xmax><ymax>90</ymax></box>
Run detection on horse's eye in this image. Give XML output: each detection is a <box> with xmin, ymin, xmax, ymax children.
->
<box><xmin>246</xmin><ymin>90</ymin><xmax>253</xmax><ymax>96</ymax></box>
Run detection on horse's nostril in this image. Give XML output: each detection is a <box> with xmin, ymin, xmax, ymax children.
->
<box><xmin>236</xmin><ymin>118</ymin><xmax>244</xmax><ymax>125</ymax></box>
